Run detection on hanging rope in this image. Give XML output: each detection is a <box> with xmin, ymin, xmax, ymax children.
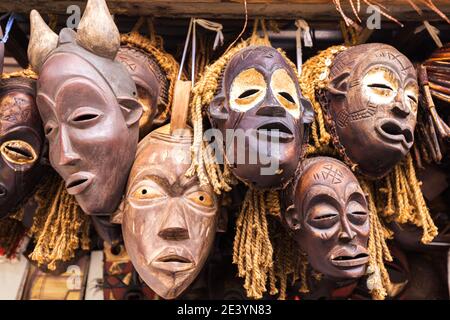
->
<box><xmin>195</xmin><ymin>19</ymin><xmax>224</xmax><ymax>50</ymax></box>
<box><xmin>295</xmin><ymin>19</ymin><xmax>313</xmax><ymax>74</ymax></box>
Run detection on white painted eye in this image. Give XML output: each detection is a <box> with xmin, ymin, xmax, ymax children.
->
<box><xmin>404</xmin><ymin>83</ymin><xmax>419</xmax><ymax>114</ymax></box>
<box><xmin>362</xmin><ymin>66</ymin><xmax>399</xmax><ymax>105</ymax></box>
<box><xmin>230</xmin><ymin>68</ymin><xmax>266</xmax><ymax>112</ymax></box>
<box><xmin>270</xmin><ymin>68</ymin><xmax>301</xmax><ymax>119</ymax></box>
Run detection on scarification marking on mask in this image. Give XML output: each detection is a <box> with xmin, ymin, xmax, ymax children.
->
<box><xmin>336</xmin><ymin>105</ymin><xmax>376</xmax><ymax>128</ymax></box>
<box><xmin>349</xmin><ymin>79</ymin><xmax>360</xmax><ymax>88</ymax></box>
<box><xmin>118</xmin><ymin>55</ymin><xmax>137</xmax><ymax>72</ymax></box>
<box><xmin>320</xmin><ymin>164</ymin><xmax>343</xmax><ymax>184</ymax></box>
<box><xmin>0</xmin><ymin>96</ymin><xmax>32</xmax><ymax>125</ymax></box>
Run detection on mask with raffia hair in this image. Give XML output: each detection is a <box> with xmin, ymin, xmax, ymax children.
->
<box><xmin>324</xmin><ymin>43</ymin><xmax>418</xmax><ymax>179</ymax></box>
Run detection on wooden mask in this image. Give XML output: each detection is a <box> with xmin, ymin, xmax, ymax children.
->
<box><xmin>325</xmin><ymin>44</ymin><xmax>418</xmax><ymax>179</ymax></box>
<box><xmin>208</xmin><ymin>45</ymin><xmax>313</xmax><ymax>188</ymax></box>
<box><xmin>28</xmin><ymin>0</ymin><xmax>143</xmax><ymax>215</ymax></box>
<box><xmin>116</xmin><ymin>45</ymin><xmax>169</xmax><ymax>139</ymax></box>
<box><xmin>283</xmin><ymin>157</ymin><xmax>370</xmax><ymax>280</ymax></box>
<box><xmin>121</xmin><ymin>125</ymin><xmax>219</xmax><ymax>299</ymax></box>
<box><xmin>0</xmin><ymin>76</ymin><xmax>44</xmax><ymax>218</ymax></box>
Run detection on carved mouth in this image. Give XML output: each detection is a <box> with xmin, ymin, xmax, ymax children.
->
<box><xmin>65</xmin><ymin>172</ymin><xmax>94</xmax><ymax>195</ymax></box>
<box><xmin>256</xmin><ymin>122</ymin><xmax>294</xmax><ymax>143</ymax></box>
<box><xmin>151</xmin><ymin>247</ymin><xmax>195</xmax><ymax>273</ymax></box>
<box><xmin>330</xmin><ymin>247</ymin><xmax>369</xmax><ymax>268</ymax></box>
<box><xmin>376</xmin><ymin>119</ymin><xmax>413</xmax><ymax>150</ymax></box>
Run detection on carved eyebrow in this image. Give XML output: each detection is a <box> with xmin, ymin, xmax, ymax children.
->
<box><xmin>301</xmin><ymin>184</ymin><xmax>340</xmax><ymax>216</ymax></box>
<box><xmin>344</xmin><ymin>182</ymin><xmax>364</xmax><ymax>200</ymax></box>
<box><xmin>36</xmin><ymin>93</ymin><xmax>57</xmax><ymax>119</ymax></box>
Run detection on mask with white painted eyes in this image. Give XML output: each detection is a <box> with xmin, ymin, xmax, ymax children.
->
<box><xmin>208</xmin><ymin>46</ymin><xmax>313</xmax><ymax>189</ymax></box>
<box><xmin>283</xmin><ymin>157</ymin><xmax>369</xmax><ymax>280</ymax></box>
<box><xmin>120</xmin><ymin>124</ymin><xmax>219</xmax><ymax>299</ymax></box>
<box><xmin>324</xmin><ymin>43</ymin><xmax>418</xmax><ymax>179</ymax></box>
<box><xmin>0</xmin><ymin>76</ymin><xmax>45</xmax><ymax>219</ymax></box>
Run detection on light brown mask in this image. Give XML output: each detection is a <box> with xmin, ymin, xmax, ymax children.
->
<box><xmin>122</xmin><ymin>125</ymin><xmax>218</xmax><ymax>299</ymax></box>
<box><xmin>324</xmin><ymin>44</ymin><xmax>418</xmax><ymax>179</ymax></box>
<box><xmin>283</xmin><ymin>157</ymin><xmax>370</xmax><ymax>280</ymax></box>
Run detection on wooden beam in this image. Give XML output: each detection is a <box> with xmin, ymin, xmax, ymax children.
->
<box><xmin>0</xmin><ymin>1</ymin><xmax>449</xmax><ymax>20</ymax></box>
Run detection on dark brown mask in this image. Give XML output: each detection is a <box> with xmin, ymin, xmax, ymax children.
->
<box><xmin>0</xmin><ymin>77</ymin><xmax>44</xmax><ymax>218</ymax></box>
<box><xmin>116</xmin><ymin>46</ymin><xmax>168</xmax><ymax>139</ymax></box>
<box><xmin>208</xmin><ymin>46</ymin><xmax>313</xmax><ymax>188</ymax></box>
<box><xmin>121</xmin><ymin>125</ymin><xmax>218</xmax><ymax>299</ymax></box>
<box><xmin>325</xmin><ymin>44</ymin><xmax>418</xmax><ymax>179</ymax></box>
<box><xmin>29</xmin><ymin>2</ymin><xmax>142</xmax><ymax>215</ymax></box>
<box><xmin>284</xmin><ymin>157</ymin><xmax>370</xmax><ymax>280</ymax></box>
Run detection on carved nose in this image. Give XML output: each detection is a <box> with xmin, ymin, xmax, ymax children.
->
<box><xmin>58</xmin><ymin>127</ymin><xmax>80</xmax><ymax>166</ymax></box>
<box><xmin>339</xmin><ymin>218</ymin><xmax>356</xmax><ymax>242</ymax></box>
<box><xmin>338</xmin><ymin>230</ymin><xmax>356</xmax><ymax>242</ymax></box>
<box><xmin>158</xmin><ymin>202</ymin><xmax>189</xmax><ymax>241</ymax></box>
<box><xmin>391</xmin><ymin>102</ymin><xmax>410</xmax><ymax>118</ymax></box>
<box><xmin>256</xmin><ymin>105</ymin><xmax>286</xmax><ymax>117</ymax></box>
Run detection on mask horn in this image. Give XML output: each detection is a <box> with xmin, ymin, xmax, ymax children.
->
<box><xmin>28</xmin><ymin>10</ymin><xmax>58</xmax><ymax>73</ymax></box>
<box><xmin>76</xmin><ymin>0</ymin><xmax>120</xmax><ymax>59</ymax></box>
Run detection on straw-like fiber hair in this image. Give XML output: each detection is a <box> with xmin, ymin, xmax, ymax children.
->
<box><xmin>28</xmin><ymin>172</ymin><xmax>90</xmax><ymax>270</ymax></box>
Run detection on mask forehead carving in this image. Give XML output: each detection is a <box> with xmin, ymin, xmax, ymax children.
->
<box><xmin>0</xmin><ymin>76</ymin><xmax>44</xmax><ymax>218</ymax></box>
<box><xmin>30</xmin><ymin>0</ymin><xmax>142</xmax><ymax>215</ymax></box>
<box><xmin>122</xmin><ymin>125</ymin><xmax>218</xmax><ymax>299</ymax></box>
<box><xmin>116</xmin><ymin>45</ymin><xmax>169</xmax><ymax>138</ymax></box>
<box><xmin>326</xmin><ymin>44</ymin><xmax>418</xmax><ymax>179</ymax></box>
<box><xmin>285</xmin><ymin>157</ymin><xmax>369</xmax><ymax>280</ymax></box>
<box><xmin>209</xmin><ymin>45</ymin><xmax>312</xmax><ymax>188</ymax></box>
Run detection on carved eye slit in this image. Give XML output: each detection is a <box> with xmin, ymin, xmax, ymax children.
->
<box><xmin>71</xmin><ymin>113</ymin><xmax>99</xmax><ymax>122</ymax></box>
<box><xmin>238</xmin><ymin>89</ymin><xmax>259</xmax><ymax>99</ymax></box>
<box><xmin>349</xmin><ymin>211</ymin><xmax>367</xmax><ymax>216</ymax></box>
<box><xmin>278</xmin><ymin>92</ymin><xmax>295</xmax><ymax>103</ymax></box>
<box><xmin>0</xmin><ymin>140</ymin><xmax>37</xmax><ymax>165</ymax></box>
<box><xmin>313</xmin><ymin>213</ymin><xmax>338</xmax><ymax>220</ymax></box>
<box><xmin>368</xmin><ymin>83</ymin><xmax>393</xmax><ymax>91</ymax></box>
<box><xmin>44</xmin><ymin>124</ymin><xmax>54</xmax><ymax>136</ymax></box>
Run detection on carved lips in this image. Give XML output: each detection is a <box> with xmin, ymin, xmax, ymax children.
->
<box><xmin>375</xmin><ymin>119</ymin><xmax>413</xmax><ymax>151</ymax></box>
<box><xmin>151</xmin><ymin>247</ymin><xmax>196</xmax><ymax>273</ymax></box>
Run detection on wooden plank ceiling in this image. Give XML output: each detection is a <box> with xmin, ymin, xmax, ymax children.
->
<box><xmin>0</xmin><ymin>0</ymin><xmax>449</xmax><ymax>20</ymax></box>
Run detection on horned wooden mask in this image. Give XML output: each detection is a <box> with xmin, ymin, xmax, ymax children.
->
<box><xmin>283</xmin><ymin>157</ymin><xmax>370</xmax><ymax>280</ymax></box>
<box><xmin>121</xmin><ymin>125</ymin><xmax>219</xmax><ymax>299</ymax></box>
<box><xmin>324</xmin><ymin>44</ymin><xmax>418</xmax><ymax>179</ymax></box>
<box><xmin>0</xmin><ymin>76</ymin><xmax>44</xmax><ymax>218</ymax></box>
<box><xmin>208</xmin><ymin>46</ymin><xmax>313</xmax><ymax>189</ymax></box>
<box><xmin>28</xmin><ymin>0</ymin><xmax>143</xmax><ymax>215</ymax></box>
